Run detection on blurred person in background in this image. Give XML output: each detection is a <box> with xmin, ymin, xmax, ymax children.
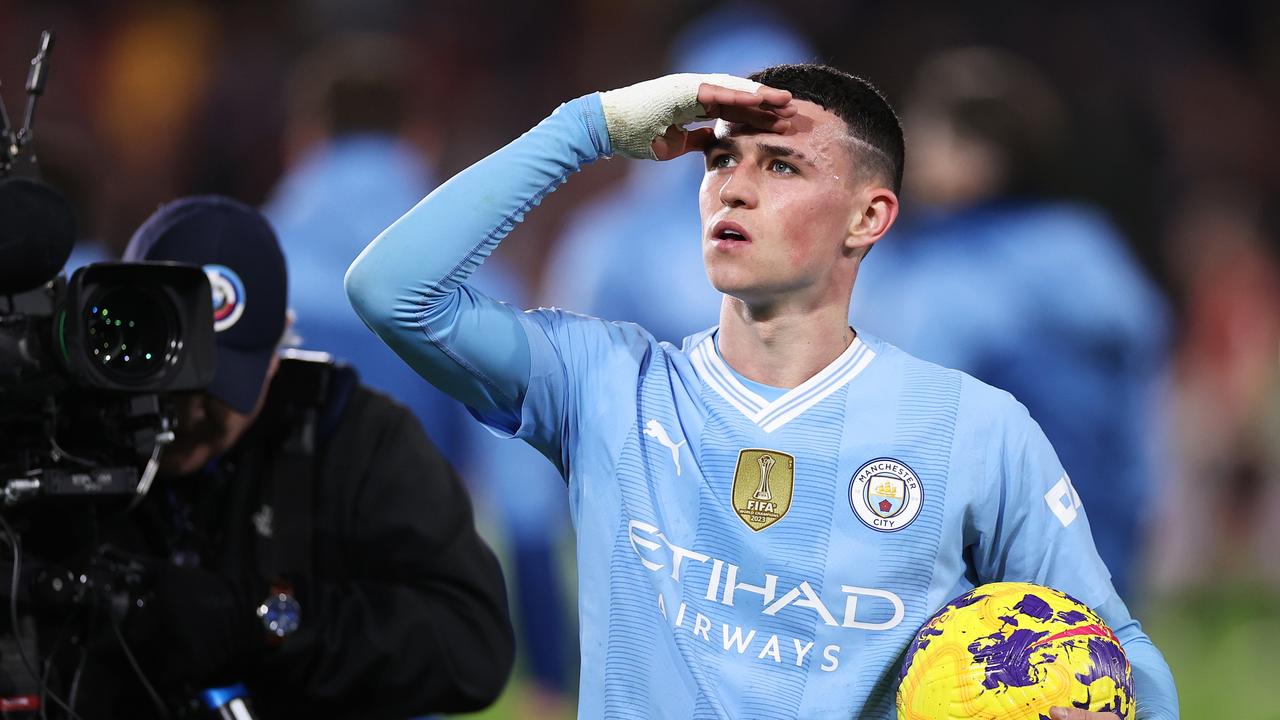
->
<box><xmin>1153</xmin><ymin>184</ymin><xmax>1280</xmax><ymax>590</ymax></box>
<box><xmin>40</xmin><ymin>196</ymin><xmax>513</xmax><ymax>718</ymax></box>
<box><xmin>261</xmin><ymin>36</ymin><xmax>574</xmax><ymax>715</ymax></box>
<box><xmin>541</xmin><ymin>3</ymin><xmax>814</xmax><ymax>341</ymax></box>
<box><xmin>850</xmin><ymin>47</ymin><xmax>1171</xmax><ymax>602</ymax></box>
<box><xmin>263</xmin><ymin>35</ymin><xmax>446</xmax><ymax>438</ymax></box>
<box><xmin>1139</xmin><ymin>184</ymin><xmax>1280</xmax><ymax>720</ymax></box>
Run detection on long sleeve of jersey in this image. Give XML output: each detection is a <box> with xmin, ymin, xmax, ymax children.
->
<box><xmin>973</xmin><ymin>396</ymin><xmax>1179</xmax><ymax>719</ymax></box>
<box><xmin>1095</xmin><ymin>597</ymin><xmax>1180</xmax><ymax>720</ymax></box>
<box><xmin>345</xmin><ymin>94</ymin><xmax>612</xmax><ymax>460</ymax></box>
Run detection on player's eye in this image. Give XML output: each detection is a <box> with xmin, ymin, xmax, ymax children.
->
<box><xmin>768</xmin><ymin>159</ymin><xmax>798</xmax><ymax>175</ymax></box>
<box><xmin>707</xmin><ymin>153</ymin><xmax>737</xmax><ymax>170</ymax></box>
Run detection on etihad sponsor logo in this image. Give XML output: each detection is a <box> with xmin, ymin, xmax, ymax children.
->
<box><xmin>656</xmin><ymin>592</ymin><xmax>844</xmax><ymax>672</ymax></box>
<box><xmin>628</xmin><ymin>519</ymin><xmax>904</xmax><ymax>631</ymax></box>
<box><xmin>731</xmin><ymin>448</ymin><xmax>794</xmax><ymax>531</ymax></box>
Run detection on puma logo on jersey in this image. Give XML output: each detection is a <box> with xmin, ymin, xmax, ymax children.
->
<box><xmin>644</xmin><ymin>419</ymin><xmax>686</xmax><ymax>476</ymax></box>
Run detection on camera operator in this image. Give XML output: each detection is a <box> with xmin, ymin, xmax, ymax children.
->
<box><xmin>68</xmin><ymin>195</ymin><xmax>514</xmax><ymax>718</ymax></box>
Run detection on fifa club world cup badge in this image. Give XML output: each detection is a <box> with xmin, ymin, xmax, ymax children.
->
<box><xmin>731</xmin><ymin>448</ymin><xmax>795</xmax><ymax>531</ymax></box>
<box><xmin>203</xmin><ymin>263</ymin><xmax>246</xmax><ymax>333</ymax></box>
<box><xmin>849</xmin><ymin>458</ymin><xmax>923</xmax><ymax>532</ymax></box>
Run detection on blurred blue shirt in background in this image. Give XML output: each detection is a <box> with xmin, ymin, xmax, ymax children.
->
<box><xmin>265</xmin><ymin>135</ymin><xmax>571</xmax><ymax>690</ymax></box>
<box><xmin>851</xmin><ymin>201</ymin><xmax>1171</xmax><ymax>599</ymax></box>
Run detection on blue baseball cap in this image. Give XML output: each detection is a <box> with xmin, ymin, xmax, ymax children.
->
<box><xmin>124</xmin><ymin>195</ymin><xmax>287</xmax><ymax>414</ymax></box>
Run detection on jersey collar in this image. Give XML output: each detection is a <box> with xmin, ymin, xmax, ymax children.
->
<box><xmin>689</xmin><ymin>331</ymin><xmax>876</xmax><ymax>433</ymax></box>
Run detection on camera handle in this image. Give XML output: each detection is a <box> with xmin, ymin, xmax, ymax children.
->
<box><xmin>128</xmin><ymin>418</ymin><xmax>177</xmax><ymax>511</ymax></box>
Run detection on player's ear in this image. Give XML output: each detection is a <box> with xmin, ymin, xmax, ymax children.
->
<box><xmin>844</xmin><ymin>186</ymin><xmax>899</xmax><ymax>257</ymax></box>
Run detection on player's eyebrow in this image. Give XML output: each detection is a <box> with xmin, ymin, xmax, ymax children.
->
<box><xmin>755</xmin><ymin>142</ymin><xmax>808</xmax><ymax>163</ymax></box>
<box><xmin>703</xmin><ymin>137</ymin><xmax>810</xmax><ymax>164</ymax></box>
<box><xmin>702</xmin><ymin>137</ymin><xmax>737</xmax><ymax>157</ymax></box>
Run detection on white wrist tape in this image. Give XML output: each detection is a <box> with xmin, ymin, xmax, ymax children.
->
<box><xmin>600</xmin><ymin>73</ymin><xmax>762</xmax><ymax>160</ymax></box>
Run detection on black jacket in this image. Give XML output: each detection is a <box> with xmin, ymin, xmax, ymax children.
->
<box><xmin>48</xmin><ymin>358</ymin><xmax>514</xmax><ymax>718</ymax></box>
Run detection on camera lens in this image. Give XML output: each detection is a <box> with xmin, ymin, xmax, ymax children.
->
<box><xmin>82</xmin><ymin>286</ymin><xmax>181</xmax><ymax>385</ymax></box>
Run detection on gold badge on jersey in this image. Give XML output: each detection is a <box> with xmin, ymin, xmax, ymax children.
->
<box><xmin>731</xmin><ymin>448</ymin><xmax>795</xmax><ymax>531</ymax></box>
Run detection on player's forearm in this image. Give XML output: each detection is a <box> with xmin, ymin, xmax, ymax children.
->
<box><xmin>1123</xmin><ymin>636</ymin><xmax>1179</xmax><ymax>720</ymax></box>
<box><xmin>1096</xmin><ymin>596</ymin><xmax>1179</xmax><ymax>720</ymax></box>
<box><xmin>344</xmin><ymin>94</ymin><xmax>611</xmax><ymax>411</ymax></box>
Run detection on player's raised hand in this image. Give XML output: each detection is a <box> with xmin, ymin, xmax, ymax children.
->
<box><xmin>696</xmin><ymin>82</ymin><xmax>794</xmax><ymax>130</ymax></box>
<box><xmin>1049</xmin><ymin>708</ymin><xmax>1121</xmax><ymax>720</ymax></box>
<box><xmin>599</xmin><ymin>73</ymin><xmax>795</xmax><ymax>161</ymax></box>
<box><xmin>651</xmin><ymin>83</ymin><xmax>794</xmax><ymax>160</ymax></box>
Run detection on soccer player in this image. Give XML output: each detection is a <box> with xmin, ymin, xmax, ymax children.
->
<box><xmin>346</xmin><ymin>65</ymin><xmax>1178</xmax><ymax>718</ymax></box>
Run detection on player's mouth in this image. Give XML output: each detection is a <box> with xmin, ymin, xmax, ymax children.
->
<box><xmin>709</xmin><ymin>220</ymin><xmax>752</xmax><ymax>249</ymax></box>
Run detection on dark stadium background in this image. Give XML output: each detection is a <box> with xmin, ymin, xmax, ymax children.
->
<box><xmin>2</xmin><ymin>1</ymin><xmax>1276</xmax><ymax>717</ymax></box>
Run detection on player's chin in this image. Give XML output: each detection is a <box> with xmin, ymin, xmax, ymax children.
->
<box><xmin>706</xmin><ymin>274</ymin><xmax>778</xmax><ymax>307</ymax></box>
<box><xmin>704</xmin><ymin>249</ymin><xmax>757</xmax><ymax>282</ymax></box>
<box><xmin>704</xmin><ymin>265</ymin><xmax>750</xmax><ymax>297</ymax></box>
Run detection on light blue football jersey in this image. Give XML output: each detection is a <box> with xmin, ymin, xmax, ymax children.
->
<box><xmin>346</xmin><ymin>93</ymin><xmax>1178</xmax><ymax>719</ymax></box>
<box><xmin>501</xmin><ymin>313</ymin><xmax>1119</xmax><ymax>718</ymax></box>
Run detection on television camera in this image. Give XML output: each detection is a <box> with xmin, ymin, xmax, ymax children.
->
<box><xmin>0</xmin><ymin>30</ymin><xmax>219</xmax><ymax>718</ymax></box>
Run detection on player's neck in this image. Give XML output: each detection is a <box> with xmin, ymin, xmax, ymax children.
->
<box><xmin>716</xmin><ymin>297</ymin><xmax>854</xmax><ymax>389</ymax></box>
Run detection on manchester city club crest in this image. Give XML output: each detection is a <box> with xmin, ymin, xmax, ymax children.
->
<box><xmin>731</xmin><ymin>448</ymin><xmax>795</xmax><ymax>532</ymax></box>
<box><xmin>849</xmin><ymin>458</ymin><xmax>923</xmax><ymax>532</ymax></box>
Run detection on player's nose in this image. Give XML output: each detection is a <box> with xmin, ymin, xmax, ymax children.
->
<box><xmin>717</xmin><ymin>168</ymin><xmax>758</xmax><ymax>209</ymax></box>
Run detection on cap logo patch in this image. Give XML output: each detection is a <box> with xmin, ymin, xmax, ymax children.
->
<box><xmin>204</xmin><ymin>263</ymin><xmax>246</xmax><ymax>332</ymax></box>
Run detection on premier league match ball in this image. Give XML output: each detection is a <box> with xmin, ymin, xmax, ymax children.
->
<box><xmin>896</xmin><ymin>582</ymin><xmax>1133</xmax><ymax>720</ymax></box>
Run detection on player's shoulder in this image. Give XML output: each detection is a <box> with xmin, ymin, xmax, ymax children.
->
<box><xmin>861</xmin><ymin>332</ymin><xmax>1033</xmax><ymax>433</ymax></box>
<box><xmin>860</xmin><ymin>330</ymin><xmax>971</xmax><ymax>386</ymax></box>
<box><xmin>521</xmin><ymin>305</ymin><xmax>676</xmax><ymax>364</ymax></box>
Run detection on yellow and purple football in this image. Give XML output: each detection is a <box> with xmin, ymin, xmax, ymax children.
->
<box><xmin>897</xmin><ymin>582</ymin><xmax>1133</xmax><ymax>720</ymax></box>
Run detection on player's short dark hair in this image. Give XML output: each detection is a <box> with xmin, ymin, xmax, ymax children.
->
<box><xmin>749</xmin><ymin>64</ymin><xmax>904</xmax><ymax>194</ymax></box>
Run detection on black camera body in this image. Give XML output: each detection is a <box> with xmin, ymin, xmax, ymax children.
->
<box><xmin>1</xmin><ymin>253</ymin><xmax>218</xmax><ymax>504</ymax></box>
<box><xmin>0</xmin><ymin>30</ymin><xmax>224</xmax><ymax>719</ymax></box>
<box><xmin>0</xmin><ymin>28</ymin><xmax>216</xmax><ymax>502</ymax></box>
